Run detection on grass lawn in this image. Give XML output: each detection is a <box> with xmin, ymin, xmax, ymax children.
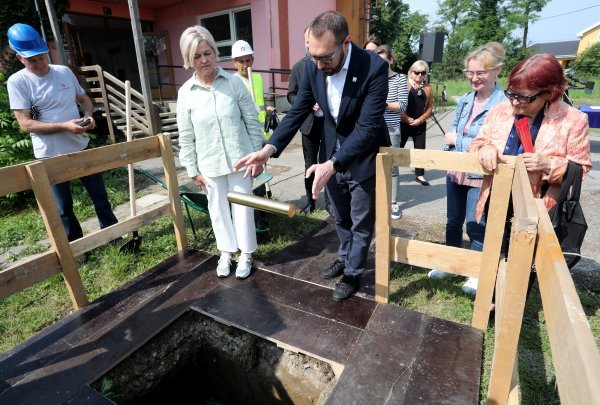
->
<box><xmin>441</xmin><ymin>76</ymin><xmax>600</xmax><ymax>108</ymax></box>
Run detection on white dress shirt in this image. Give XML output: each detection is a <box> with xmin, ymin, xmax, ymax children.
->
<box><xmin>326</xmin><ymin>43</ymin><xmax>352</xmax><ymax>125</ymax></box>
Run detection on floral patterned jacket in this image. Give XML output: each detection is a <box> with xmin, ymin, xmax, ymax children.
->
<box><xmin>468</xmin><ymin>99</ymin><xmax>592</xmax><ymax>222</ymax></box>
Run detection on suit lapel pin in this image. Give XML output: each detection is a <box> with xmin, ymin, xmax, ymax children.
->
<box><xmin>352</xmin><ymin>77</ymin><xmax>357</xmax><ymax>82</ymax></box>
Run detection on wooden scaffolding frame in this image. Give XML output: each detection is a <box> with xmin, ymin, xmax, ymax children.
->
<box><xmin>0</xmin><ymin>134</ymin><xmax>187</xmax><ymax>309</ymax></box>
<box><xmin>375</xmin><ymin>148</ymin><xmax>599</xmax><ymax>404</ymax></box>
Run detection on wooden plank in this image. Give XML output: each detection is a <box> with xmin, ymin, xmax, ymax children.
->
<box><xmin>95</xmin><ymin>68</ymin><xmax>116</xmax><ymax>144</ymax></box>
<box><xmin>508</xmin><ymin>361</ymin><xmax>520</xmax><ymax>405</ymax></box>
<box><xmin>106</xmin><ymin>93</ymin><xmax>149</xmax><ymax>131</ymax></box>
<box><xmin>41</xmin><ymin>137</ymin><xmax>161</xmax><ymax>185</ymax></box>
<box><xmin>472</xmin><ymin>164</ymin><xmax>515</xmax><ymax>330</ymax></box>
<box><xmin>103</xmin><ymin>70</ymin><xmax>145</xmax><ymax>101</ymax></box>
<box><xmin>375</xmin><ymin>152</ymin><xmax>393</xmax><ymax>303</ymax></box>
<box><xmin>0</xmin><ymin>164</ymin><xmax>30</xmax><ymax>196</ymax></box>
<box><xmin>26</xmin><ymin>162</ymin><xmax>88</xmax><ymax>309</ymax></box>
<box><xmin>391</xmin><ymin>238</ymin><xmax>481</xmax><ymax>278</ymax></box>
<box><xmin>487</xmin><ymin>218</ymin><xmax>537</xmax><ymax>404</ymax></box>
<box><xmin>158</xmin><ymin>134</ymin><xmax>188</xmax><ymax>251</ymax></box>
<box><xmin>511</xmin><ymin>157</ymin><xmax>538</xmax><ymax>221</ymax></box>
<box><xmin>494</xmin><ymin>260</ymin><xmax>507</xmax><ymax>334</ymax></box>
<box><xmin>70</xmin><ymin>202</ymin><xmax>171</xmax><ymax>256</ymax></box>
<box><xmin>127</xmin><ymin>0</ymin><xmax>158</xmax><ymax>135</ymax></box>
<box><xmin>534</xmin><ymin>199</ymin><xmax>600</xmax><ymax>405</ymax></box>
<box><xmin>0</xmin><ymin>252</ymin><xmax>62</xmax><ymax>298</ymax></box>
<box><xmin>380</xmin><ymin>147</ymin><xmax>516</xmax><ymax>175</ymax></box>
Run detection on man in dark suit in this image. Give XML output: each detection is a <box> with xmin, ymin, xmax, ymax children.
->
<box><xmin>287</xmin><ymin>54</ymin><xmax>325</xmax><ymax>214</ymax></box>
<box><xmin>235</xmin><ymin>11</ymin><xmax>389</xmax><ymax>301</ymax></box>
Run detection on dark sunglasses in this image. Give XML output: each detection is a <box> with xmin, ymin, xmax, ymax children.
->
<box><xmin>413</xmin><ymin>71</ymin><xmax>427</xmax><ymax>76</ymax></box>
<box><xmin>504</xmin><ymin>89</ymin><xmax>546</xmax><ymax>104</ymax></box>
<box><xmin>305</xmin><ymin>42</ymin><xmax>343</xmax><ymax>65</ymax></box>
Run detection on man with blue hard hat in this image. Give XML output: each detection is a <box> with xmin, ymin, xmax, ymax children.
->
<box><xmin>6</xmin><ymin>23</ymin><xmax>118</xmax><ymax>244</ymax></box>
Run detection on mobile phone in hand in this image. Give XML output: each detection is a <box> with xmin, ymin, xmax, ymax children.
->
<box><xmin>79</xmin><ymin>118</ymin><xmax>91</xmax><ymax>127</ymax></box>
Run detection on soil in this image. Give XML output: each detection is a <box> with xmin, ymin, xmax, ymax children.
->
<box><xmin>93</xmin><ymin>311</ymin><xmax>337</xmax><ymax>404</ymax></box>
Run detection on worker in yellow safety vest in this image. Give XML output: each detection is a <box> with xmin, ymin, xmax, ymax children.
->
<box><xmin>231</xmin><ymin>40</ymin><xmax>275</xmax><ymax>140</ymax></box>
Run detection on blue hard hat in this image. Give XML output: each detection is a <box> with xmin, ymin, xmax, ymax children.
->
<box><xmin>7</xmin><ymin>23</ymin><xmax>49</xmax><ymax>58</ymax></box>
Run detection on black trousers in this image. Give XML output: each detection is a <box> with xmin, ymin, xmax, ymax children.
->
<box><xmin>302</xmin><ymin>117</ymin><xmax>324</xmax><ymax>203</ymax></box>
<box><xmin>400</xmin><ymin>123</ymin><xmax>426</xmax><ymax>177</ymax></box>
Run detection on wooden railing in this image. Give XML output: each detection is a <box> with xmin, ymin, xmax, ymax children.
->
<box><xmin>79</xmin><ymin>65</ymin><xmax>158</xmax><ymax>143</ymax></box>
<box><xmin>0</xmin><ymin>134</ymin><xmax>187</xmax><ymax>309</ymax></box>
<box><xmin>375</xmin><ymin>148</ymin><xmax>599</xmax><ymax>404</ymax></box>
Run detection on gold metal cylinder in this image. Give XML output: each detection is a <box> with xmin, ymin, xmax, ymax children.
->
<box><xmin>227</xmin><ymin>191</ymin><xmax>296</xmax><ymax>218</ymax></box>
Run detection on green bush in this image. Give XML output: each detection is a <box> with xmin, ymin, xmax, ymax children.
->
<box><xmin>0</xmin><ymin>72</ymin><xmax>34</xmax><ymax>167</ymax></box>
<box><xmin>570</xmin><ymin>43</ymin><xmax>600</xmax><ymax>78</ymax></box>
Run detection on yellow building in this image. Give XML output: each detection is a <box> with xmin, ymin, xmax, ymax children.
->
<box><xmin>577</xmin><ymin>21</ymin><xmax>600</xmax><ymax>54</ymax></box>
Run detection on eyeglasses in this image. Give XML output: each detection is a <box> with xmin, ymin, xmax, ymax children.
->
<box><xmin>504</xmin><ymin>89</ymin><xmax>547</xmax><ymax>104</ymax></box>
<box><xmin>463</xmin><ymin>69</ymin><xmax>493</xmax><ymax>79</ymax></box>
<box><xmin>305</xmin><ymin>42</ymin><xmax>343</xmax><ymax>65</ymax></box>
<box><xmin>412</xmin><ymin>71</ymin><xmax>427</xmax><ymax>76</ymax></box>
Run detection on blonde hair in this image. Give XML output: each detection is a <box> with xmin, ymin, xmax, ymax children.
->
<box><xmin>179</xmin><ymin>25</ymin><xmax>218</xmax><ymax>69</ymax></box>
<box><xmin>464</xmin><ymin>42</ymin><xmax>506</xmax><ymax>70</ymax></box>
<box><xmin>408</xmin><ymin>60</ymin><xmax>429</xmax><ymax>87</ymax></box>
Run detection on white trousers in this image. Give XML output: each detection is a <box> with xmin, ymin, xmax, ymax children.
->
<box><xmin>204</xmin><ymin>170</ymin><xmax>256</xmax><ymax>254</ymax></box>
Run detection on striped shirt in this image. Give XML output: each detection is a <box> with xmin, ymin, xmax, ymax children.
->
<box><xmin>384</xmin><ymin>73</ymin><xmax>408</xmax><ymax>131</ymax></box>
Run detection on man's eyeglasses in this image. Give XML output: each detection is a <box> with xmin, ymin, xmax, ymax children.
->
<box><xmin>305</xmin><ymin>42</ymin><xmax>343</xmax><ymax>65</ymax></box>
<box><xmin>412</xmin><ymin>71</ymin><xmax>427</xmax><ymax>76</ymax></box>
<box><xmin>504</xmin><ymin>89</ymin><xmax>547</xmax><ymax>104</ymax></box>
<box><xmin>463</xmin><ymin>69</ymin><xmax>493</xmax><ymax>79</ymax></box>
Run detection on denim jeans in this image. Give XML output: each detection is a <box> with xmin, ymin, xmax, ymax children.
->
<box><xmin>445</xmin><ymin>175</ymin><xmax>486</xmax><ymax>251</ymax></box>
<box><xmin>52</xmin><ymin>172</ymin><xmax>118</xmax><ymax>241</ymax></box>
<box><xmin>388</xmin><ymin>126</ymin><xmax>401</xmax><ymax>202</ymax></box>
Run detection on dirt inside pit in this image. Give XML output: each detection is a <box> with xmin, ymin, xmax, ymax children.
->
<box><xmin>93</xmin><ymin>310</ymin><xmax>338</xmax><ymax>404</ymax></box>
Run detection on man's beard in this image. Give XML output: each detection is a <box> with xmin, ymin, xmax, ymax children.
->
<box><xmin>323</xmin><ymin>47</ymin><xmax>345</xmax><ymax>76</ymax></box>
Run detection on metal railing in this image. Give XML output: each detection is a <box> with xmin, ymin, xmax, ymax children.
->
<box><xmin>156</xmin><ymin>64</ymin><xmax>292</xmax><ymax>110</ymax></box>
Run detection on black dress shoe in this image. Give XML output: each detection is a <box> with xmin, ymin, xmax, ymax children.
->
<box><xmin>300</xmin><ymin>201</ymin><xmax>316</xmax><ymax>214</ymax></box>
<box><xmin>415</xmin><ymin>177</ymin><xmax>430</xmax><ymax>186</ymax></box>
<box><xmin>332</xmin><ymin>275</ymin><xmax>360</xmax><ymax>301</ymax></box>
<box><xmin>322</xmin><ymin>259</ymin><xmax>345</xmax><ymax>279</ymax></box>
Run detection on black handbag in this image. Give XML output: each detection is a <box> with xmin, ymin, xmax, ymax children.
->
<box><xmin>264</xmin><ymin>110</ymin><xmax>279</xmax><ymax>133</ymax></box>
<box><xmin>547</xmin><ymin>161</ymin><xmax>588</xmax><ymax>269</ymax></box>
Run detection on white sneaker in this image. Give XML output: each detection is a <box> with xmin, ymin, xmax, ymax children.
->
<box><xmin>236</xmin><ymin>258</ymin><xmax>253</xmax><ymax>279</ymax></box>
<box><xmin>216</xmin><ymin>258</ymin><xmax>231</xmax><ymax>278</ymax></box>
<box><xmin>391</xmin><ymin>204</ymin><xmax>402</xmax><ymax>220</ymax></box>
<box><xmin>462</xmin><ymin>277</ymin><xmax>478</xmax><ymax>295</ymax></box>
<box><xmin>427</xmin><ymin>269</ymin><xmax>453</xmax><ymax>279</ymax></box>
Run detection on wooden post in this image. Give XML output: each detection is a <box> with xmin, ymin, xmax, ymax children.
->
<box><xmin>158</xmin><ymin>134</ymin><xmax>188</xmax><ymax>250</ymax></box>
<box><xmin>127</xmin><ymin>0</ymin><xmax>158</xmax><ymax>135</ymax></box>
<box><xmin>534</xmin><ymin>199</ymin><xmax>600</xmax><ymax>404</ymax></box>
<box><xmin>43</xmin><ymin>0</ymin><xmax>68</xmax><ymax>66</ymax></box>
<box><xmin>26</xmin><ymin>162</ymin><xmax>88</xmax><ymax>309</ymax></box>
<box><xmin>487</xmin><ymin>218</ymin><xmax>537</xmax><ymax>403</ymax></box>
<box><xmin>472</xmin><ymin>164</ymin><xmax>514</xmax><ymax>330</ymax></box>
<box><xmin>375</xmin><ymin>152</ymin><xmax>393</xmax><ymax>303</ymax></box>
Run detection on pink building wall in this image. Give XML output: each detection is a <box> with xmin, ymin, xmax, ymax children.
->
<box><xmin>154</xmin><ymin>0</ymin><xmax>335</xmax><ymax>92</ymax></box>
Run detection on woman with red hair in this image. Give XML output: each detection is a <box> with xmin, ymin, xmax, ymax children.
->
<box><xmin>469</xmin><ymin>53</ymin><xmax>592</xmax><ymax>224</ymax></box>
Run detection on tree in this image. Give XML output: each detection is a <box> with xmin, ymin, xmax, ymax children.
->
<box><xmin>470</xmin><ymin>0</ymin><xmax>507</xmax><ymax>44</ymax></box>
<box><xmin>570</xmin><ymin>42</ymin><xmax>600</xmax><ymax>77</ymax></box>
<box><xmin>369</xmin><ymin>0</ymin><xmax>428</xmax><ymax>72</ymax></box>
<box><xmin>435</xmin><ymin>0</ymin><xmax>475</xmax><ymax>80</ymax></box>
<box><xmin>506</xmin><ymin>0</ymin><xmax>548</xmax><ymax>49</ymax></box>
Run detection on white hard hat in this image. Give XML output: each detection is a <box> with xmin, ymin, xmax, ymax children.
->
<box><xmin>231</xmin><ymin>40</ymin><xmax>253</xmax><ymax>58</ymax></box>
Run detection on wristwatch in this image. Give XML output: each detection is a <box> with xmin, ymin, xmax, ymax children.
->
<box><xmin>330</xmin><ymin>156</ymin><xmax>342</xmax><ymax>172</ymax></box>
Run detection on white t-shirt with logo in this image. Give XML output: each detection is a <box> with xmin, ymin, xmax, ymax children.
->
<box><xmin>7</xmin><ymin>64</ymin><xmax>89</xmax><ymax>158</ymax></box>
